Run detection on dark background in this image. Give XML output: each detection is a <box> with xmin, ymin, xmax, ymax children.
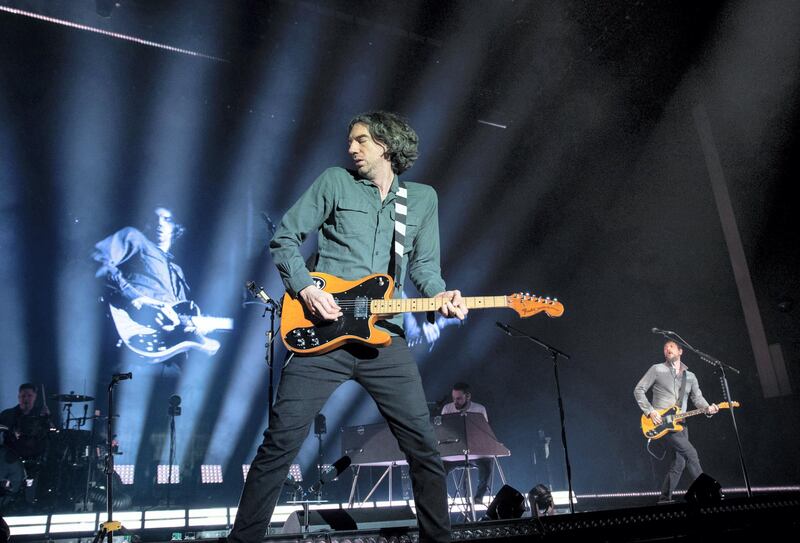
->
<box><xmin>1</xmin><ymin>0</ymin><xmax>798</xmax><ymax>508</ymax></box>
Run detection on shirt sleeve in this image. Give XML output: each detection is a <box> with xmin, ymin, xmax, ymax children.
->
<box><xmin>634</xmin><ymin>366</ymin><xmax>657</xmax><ymax>415</ymax></box>
<box><xmin>92</xmin><ymin>227</ymin><xmax>146</xmax><ymax>301</ymax></box>
<box><xmin>269</xmin><ymin>170</ymin><xmax>336</xmax><ymax>297</ymax></box>
<box><xmin>407</xmin><ymin>186</ymin><xmax>447</xmax><ymax>297</ymax></box>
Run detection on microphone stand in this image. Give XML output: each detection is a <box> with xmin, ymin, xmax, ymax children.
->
<box><xmin>166</xmin><ymin>400</ymin><xmax>181</xmax><ymax>508</ymax></box>
<box><xmin>498</xmin><ymin>323</ymin><xmax>575</xmax><ymax>514</ymax></box>
<box><xmin>654</xmin><ymin>330</ymin><xmax>752</xmax><ymax>497</ymax></box>
<box><xmin>246</xmin><ymin>282</ymin><xmax>282</xmax><ymax>420</ymax></box>
<box><xmin>104</xmin><ymin>374</ymin><xmax>130</xmax><ymax>543</ymax></box>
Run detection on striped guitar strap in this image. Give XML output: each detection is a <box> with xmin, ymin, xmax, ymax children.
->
<box><xmin>393</xmin><ymin>183</ymin><xmax>435</xmax><ymax>324</ymax></box>
<box><xmin>393</xmin><ymin>182</ymin><xmax>408</xmax><ymax>291</ymax></box>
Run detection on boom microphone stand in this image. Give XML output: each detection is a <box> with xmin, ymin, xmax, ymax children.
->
<box><xmin>496</xmin><ymin>322</ymin><xmax>575</xmax><ymax>514</ymax></box>
<box><xmin>652</xmin><ymin>328</ymin><xmax>752</xmax><ymax>497</ymax></box>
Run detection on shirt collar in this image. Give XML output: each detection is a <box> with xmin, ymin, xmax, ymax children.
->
<box><xmin>664</xmin><ymin>360</ymin><xmax>688</xmax><ymax>374</ymax></box>
<box><xmin>354</xmin><ymin>172</ymin><xmax>400</xmax><ymax>196</ymax></box>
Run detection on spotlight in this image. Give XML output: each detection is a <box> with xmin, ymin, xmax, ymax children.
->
<box><xmin>114</xmin><ymin>464</ymin><xmax>136</xmax><ymax>485</ymax></box>
<box><xmin>528</xmin><ymin>484</ymin><xmax>555</xmax><ymax>518</ymax></box>
<box><xmin>200</xmin><ymin>464</ymin><xmax>223</xmax><ymax>484</ymax></box>
<box><xmin>685</xmin><ymin>473</ymin><xmax>723</xmax><ymax>506</ymax></box>
<box><xmin>288</xmin><ymin>463</ymin><xmax>302</xmax><ymax>483</ymax></box>
<box><xmin>484</xmin><ymin>484</ymin><xmax>526</xmax><ymax>520</ymax></box>
<box><xmin>156</xmin><ymin>465</ymin><xmax>181</xmax><ymax>484</ymax></box>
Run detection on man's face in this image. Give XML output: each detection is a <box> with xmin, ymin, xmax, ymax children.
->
<box><xmin>664</xmin><ymin>341</ymin><xmax>682</xmax><ymax>363</ymax></box>
<box><xmin>153</xmin><ymin>207</ymin><xmax>177</xmax><ymax>245</ymax></box>
<box><xmin>452</xmin><ymin>389</ymin><xmax>470</xmax><ymax>410</ymax></box>
<box><xmin>18</xmin><ymin>388</ymin><xmax>36</xmax><ymax>412</ymax></box>
<box><xmin>347</xmin><ymin>122</ymin><xmax>390</xmax><ymax>180</ymax></box>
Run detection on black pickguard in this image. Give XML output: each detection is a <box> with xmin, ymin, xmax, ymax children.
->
<box><xmin>284</xmin><ymin>275</ymin><xmax>392</xmax><ymax>352</ymax></box>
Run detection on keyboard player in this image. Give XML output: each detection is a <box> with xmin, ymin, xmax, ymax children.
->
<box><xmin>440</xmin><ymin>382</ymin><xmax>491</xmax><ymax>503</ymax></box>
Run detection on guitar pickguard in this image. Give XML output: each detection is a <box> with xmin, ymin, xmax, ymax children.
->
<box><xmin>284</xmin><ymin>275</ymin><xmax>392</xmax><ymax>353</ymax></box>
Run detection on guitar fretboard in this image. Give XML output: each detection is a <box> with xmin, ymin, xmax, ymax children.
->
<box><xmin>674</xmin><ymin>402</ymin><xmax>734</xmax><ymax>421</ymax></box>
<box><xmin>370</xmin><ymin>296</ymin><xmax>508</xmax><ymax>315</ymax></box>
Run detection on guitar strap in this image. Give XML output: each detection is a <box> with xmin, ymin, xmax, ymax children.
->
<box><xmin>677</xmin><ymin>369</ymin><xmax>688</xmax><ymax>413</ymax></box>
<box><xmin>392</xmin><ymin>182</ymin><xmax>435</xmax><ymax>324</ymax></box>
<box><xmin>392</xmin><ymin>182</ymin><xmax>408</xmax><ymax>293</ymax></box>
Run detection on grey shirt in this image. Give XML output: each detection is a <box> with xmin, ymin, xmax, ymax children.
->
<box><xmin>634</xmin><ymin>361</ymin><xmax>710</xmax><ymax>415</ymax></box>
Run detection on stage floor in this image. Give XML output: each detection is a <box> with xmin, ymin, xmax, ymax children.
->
<box><xmin>4</xmin><ymin>487</ymin><xmax>800</xmax><ymax>543</ymax></box>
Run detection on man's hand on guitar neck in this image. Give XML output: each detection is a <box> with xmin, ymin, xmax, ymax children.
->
<box><xmin>299</xmin><ymin>285</ymin><xmax>343</xmax><ymax>321</ymax></box>
<box><xmin>705</xmin><ymin>404</ymin><xmax>719</xmax><ymax>416</ymax></box>
<box><xmin>433</xmin><ymin>290</ymin><xmax>468</xmax><ymax>320</ymax></box>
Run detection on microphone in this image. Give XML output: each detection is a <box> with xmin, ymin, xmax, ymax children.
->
<box><xmin>496</xmin><ymin>321</ymin><xmax>512</xmax><ymax>336</ymax></box>
<box><xmin>112</xmin><ymin>372</ymin><xmax>132</xmax><ymax>382</ymax></box>
<box><xmin>246</xmin><ymin>281</ymin><xmax>274</xmax><ymax>305</ymax></box>
<box><xmin>651</xmin><ymin>327</ymin><xmax>674</xmax><ymax>335</ymax></box>
<box><xmin>309</xmin><ymin>455</ymin><xmax>352</xmax><ymax>493</ymax></box>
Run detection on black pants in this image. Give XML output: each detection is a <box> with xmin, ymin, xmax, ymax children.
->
<box><xmin>228</xmin><ymin>342</ymin><xmax>451</xmax><ymax>543</ymax></box>
<box><xmin>659</xmin><ymin>426</ymin><xmax>703</xmax><ymax>500</ymax></box>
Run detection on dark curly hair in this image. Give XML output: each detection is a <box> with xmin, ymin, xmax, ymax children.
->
<box><xmin>349</xmin><ymin>111</ymin><xmax>419</xmax><ymax>174</ymax></box>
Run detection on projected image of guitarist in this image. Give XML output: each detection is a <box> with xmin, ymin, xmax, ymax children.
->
<box><xmin>93</xmin><ymin>207</ymin><xmax>232</xmax><ymax>366</ymax></box>
<box><xmin>634</xmin><ymin>340</ymin><xmax>720</xmax><ymax>504</ymax></box>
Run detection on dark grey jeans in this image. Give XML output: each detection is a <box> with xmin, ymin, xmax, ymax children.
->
<box><xmin>228</xmin><ymin>342</ymin><xmax>451</xmax><ymax>543</ymax></box>
<box><xmin>660</xmin><ymin>426</ymin><xmax>703</xmax><ymax>500</ymax></box>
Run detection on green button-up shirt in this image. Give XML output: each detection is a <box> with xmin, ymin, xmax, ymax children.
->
<box><xmin>269</xmin><ymin>167</ymin><xmax>447</xmax><ymax>333</ymax></box>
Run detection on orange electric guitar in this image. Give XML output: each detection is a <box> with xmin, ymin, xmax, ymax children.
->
<box><xmin>640</xmin><ymin>401</ymin><xmax>740</xmax><ymax>440</ymax></box>
<box><xmin>280</xmin><ymin>272</ymin><xmax>565</xmax><ymax>355</ymax></box>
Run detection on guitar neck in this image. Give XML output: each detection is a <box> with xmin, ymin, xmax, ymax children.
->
<box><xmin>371</xmin><ymin>296</ymin><xmax>508</xmax><ymax>315</ymax></box>
<box><xmin>674</xmin><ymin>402</ymin><xmax>733</xmax><ymax>422</ymax></box>
<box><xmin>674</xmin><ymin>407</ymin><xmax>708</xmax><ymax>422</ymax></box>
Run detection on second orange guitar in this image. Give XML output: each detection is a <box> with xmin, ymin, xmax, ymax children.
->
<box><xmin>280</xmin><ymin>272</ymin><xmax>564</xmax><ymax>355</ymax></box>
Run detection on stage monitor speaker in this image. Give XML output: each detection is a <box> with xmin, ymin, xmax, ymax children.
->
<box><xmin>685</xmin><ymin>473</ymin><xmax>723</xmax><ymax>506</ymax></box>
<box><xmin>282</xmin><ymin>505</ymin><xmax>416</xmax><ymax>534</ymax></box>
<box><xmin>485</xmin><ymin>484</ymin><xmax>526</xmax><ymax>520</ymax></box>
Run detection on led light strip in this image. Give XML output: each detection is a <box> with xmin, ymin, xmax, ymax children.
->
<box><xmin>0</xmin><ymin>5</ymin><xmax>228</xmax><ymax>62</ymax></box>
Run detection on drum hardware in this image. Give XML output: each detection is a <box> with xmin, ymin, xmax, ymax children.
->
<box><xmin>50</xmin><ymin>394</ymin><xmax>95</xmax><ymax>403</ymax></box>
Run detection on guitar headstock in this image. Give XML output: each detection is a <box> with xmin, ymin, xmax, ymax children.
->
<box><xmin>719</xmin><ymin>401</ymin><xmax>740</xmax><ymax>409</ymax></box>
<box><xmin>507</xmin><ymin>293</ymin><xmax>565</xmax><ymax>318</ymax></box>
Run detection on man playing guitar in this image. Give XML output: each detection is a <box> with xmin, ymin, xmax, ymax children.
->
<box><xmin>634</xmin><ymin>340</ymin><xmax>719</xmax><ymax>503</ymax></box>
<box><xmin>229</xmin><ymin>111</ymin><xmax>466</xmax><ymax>543</ymax></box>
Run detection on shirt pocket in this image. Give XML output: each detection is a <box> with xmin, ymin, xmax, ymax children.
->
<box><xmin>402</xmin><ymin>215</ymin><xmax>421</xmax><ymax>254</ymax></box>
<box><xmin>334</xmin><ymin>202</ymin><xmax>372</xmax><ymax>237</ymax></box>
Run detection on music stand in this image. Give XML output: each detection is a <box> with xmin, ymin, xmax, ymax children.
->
<box><xmin>436</xmin><ymin>413</ymin><xmax>510</xmax><ymax>521</ymax></box>
<box><xmin>341</xmin><ymin>422</ymin><xmax>406</xmax><ymax>506</ymax></box>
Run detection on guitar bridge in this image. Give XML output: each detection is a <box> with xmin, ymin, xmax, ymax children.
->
<box><xmin>354</xmin><ymin>296</ymin><xmax>369</xmax><ymax>319</ymax></box>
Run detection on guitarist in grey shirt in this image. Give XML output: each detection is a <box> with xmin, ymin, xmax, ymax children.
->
<box><xmin>634</xmin><ymin>340</ymin><xmax>719</xmax><ymax>503</ymax></box>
